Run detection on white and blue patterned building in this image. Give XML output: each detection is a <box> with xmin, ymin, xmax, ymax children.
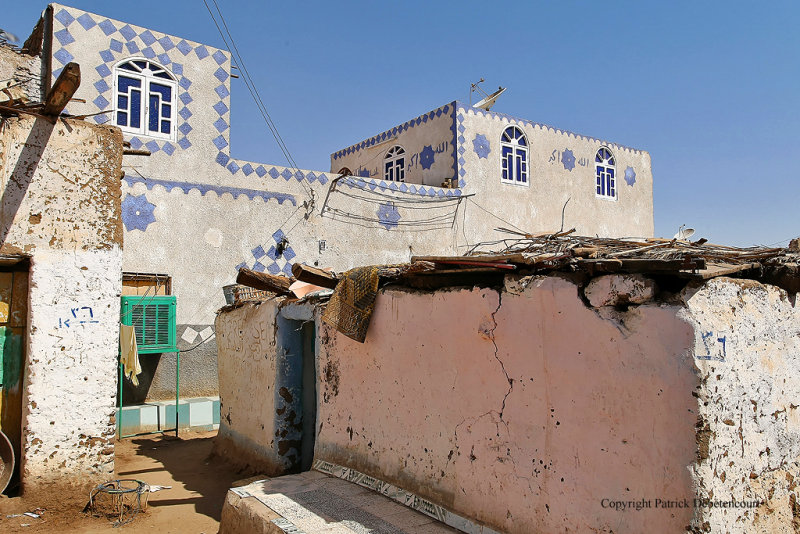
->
<box><xmin>24</xmin><ymin>3</ymin><xmax>652</xmax><ymax>405</ymax></box>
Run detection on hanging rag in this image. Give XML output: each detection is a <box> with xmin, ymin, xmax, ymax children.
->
<box><xmin>321</xmin><ymin>265</ymin><xmax>380</xmax><ymax>343</ymax></box>
<box><xmin>119</xmin><ymin>324</ymin><xmax>142</xmax><ymax>386</ymax></box>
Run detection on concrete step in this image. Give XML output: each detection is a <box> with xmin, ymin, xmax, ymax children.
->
<box><xmin>220</xmin><ymin>470</ymin><xmax>462</xmax><ymax>534</ymax></box>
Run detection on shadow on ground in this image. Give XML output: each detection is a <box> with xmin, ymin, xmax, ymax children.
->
<box><xmin>117</xmin><ymin>432</ymin><xmax>240</xmax><ymax>522</ymax></box>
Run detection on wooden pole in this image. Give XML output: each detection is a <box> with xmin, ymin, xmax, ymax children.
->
<box><xmin>236</xmin><ymin>268</ymin><xmax>293</xmax><ymax>294</ymax></box>
<box><xmin>291</xmin><ymin>263</ymin><xmax>339</xmax><ymax>289</ymax></box>
<box><xmin>43</xmin><ymin>62</ymin><xmax>80</xmax><ymax>117</ymax></box>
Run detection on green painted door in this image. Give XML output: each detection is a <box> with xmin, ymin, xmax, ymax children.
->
<box><xmin>0</xmin><ymin>271</ymin><xmax>27</xmax><ymax>492</ymax></box>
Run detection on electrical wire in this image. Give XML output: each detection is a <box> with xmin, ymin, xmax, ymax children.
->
<box><xmin>201</xmin><ymin>0</ymin><xmax>313</xmax><ymax>200</ymax></box>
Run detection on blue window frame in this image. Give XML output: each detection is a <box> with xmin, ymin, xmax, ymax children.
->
<box><xmin>500</xmin><ymin>126</ymin><xmax>528</xmax><ymax>185</ymax></box>
<box><xmin>114</xmin><ymin>59</ymin><xmax>177</xmax><ymax>140</ymax></box>
<box><xmin>384</xmin><ymin>146</ymin><xmax>405</xmax><ymax>182</ymax></box>
<box><xmin>595</xmin><ymin>147</ymin><xmax>616</xmax><ymax>199</ymax></box>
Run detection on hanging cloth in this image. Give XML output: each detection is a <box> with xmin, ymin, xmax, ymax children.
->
<box><xmin>119</xmin><ymin>324</ymin><xmax>142</xmax><ymax>386</ymax></box>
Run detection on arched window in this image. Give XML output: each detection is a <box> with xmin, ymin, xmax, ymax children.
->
<box><xmin>384</xmin><ymin>146</ymin><xmax>405</xmax><ymax>182</ymax></box>
<box><xmin>501</xmin><ymin>126</ymin><xmax>528</xmax><ymax>185</ymax></box>
<box><xmin>595</xmin><ymin>147</ymin><xmax>616</xmax><ymax>199</ymax></box>
<box><xmin>114</xmin><ymin>59</ymin><xmax>177</xmax><ymax>140</ymax></box>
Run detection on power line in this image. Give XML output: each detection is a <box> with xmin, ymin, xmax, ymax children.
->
<box><xmin>201</xmin><ymin>0</ymin><xmax>313</xmax><ymax>199</ymax></box>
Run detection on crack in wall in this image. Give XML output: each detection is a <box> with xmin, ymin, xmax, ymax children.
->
<box><xmin>490</xmin><ymin>289</ymin><xmax>513</xmax><ymax>421</ymax></box>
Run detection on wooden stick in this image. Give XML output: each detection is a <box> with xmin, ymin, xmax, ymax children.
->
<box><xmin>291</xmin><ymin>263</ymin><xmax>339</xmax><ymax>289</ymax></box>
<box><xmin>43</xmin><ymin>62</ymin><xmax>80</xmax><ymax>116</ymax></box>
<box><xmin>236</xmin><ymin>268</ymin><xmax>293</xmax><ymax>294</ymax></box>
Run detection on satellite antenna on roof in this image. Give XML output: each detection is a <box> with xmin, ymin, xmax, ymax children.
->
<box><xmin>673</xmin><ymin>224</ymin><xmax>695</xmax><ymax>241</ymax></box>
<box><xmin>470</xmin><ymin>78</ymin><xmax>506</xmax><ymax>111</ymax></box>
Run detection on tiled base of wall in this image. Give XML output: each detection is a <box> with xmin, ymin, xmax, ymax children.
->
<box><xmin>117</xmin><ymin>396</ymin><xmax>220</xmax><ymax>436</ymax></box>
<box><xmin>313</xmin><ymin>460</ymin><xmax>501</xmax><ymax>534</ymax></box>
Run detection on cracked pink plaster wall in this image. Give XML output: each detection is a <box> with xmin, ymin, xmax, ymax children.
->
<box><xmin>316</xmin><ymin>275</ymin><xmax>699</xmax><ymax>533</ymax></box>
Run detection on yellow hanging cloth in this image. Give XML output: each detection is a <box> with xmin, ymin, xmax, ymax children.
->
<box><xmin>119</xmin><ymin>324</ymin><xmax>142</xmax><ymax>386</ymax></box>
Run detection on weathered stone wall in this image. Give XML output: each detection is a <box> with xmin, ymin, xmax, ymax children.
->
<box><xmin>214</xmin><ymin>299</ymin><xmax>289</xmax><ymax>475</ymax></box>
<box><xmin>0</xmin><ymin>114</ymin><xmax>123</xmax><ymax>494</ymax></box>
<box><xmin>313</xmin><ymin>275</ymin><xmax>800</xmax><ymax>533</ymax></box>
<box><xmin>0</xmin><ymin>45</ymin><xmax>42</xmax><ymax>103</ymax></box>
<box><xmin>682</xmin><ymin>278</ymin><xmax>800</xmax><ymax>533</ymax></box>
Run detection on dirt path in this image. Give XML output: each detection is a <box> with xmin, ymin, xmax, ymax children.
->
<box><xmin>0</xmin><ymin>430</ymin><xmax>241</xmax><ymax>533</ymax></box>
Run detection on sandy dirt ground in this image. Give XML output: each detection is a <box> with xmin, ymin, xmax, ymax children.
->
<box><xmin>0</xmin><ymin>430</ymin><xmax>242</xmax><ymax>533</ymax></box>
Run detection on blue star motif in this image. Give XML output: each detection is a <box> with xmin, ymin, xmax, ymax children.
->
<box><xmin>624</xmin><ymin>166</ymin><xmax>636</xmax><ymax>186</ymax></box>
<box><xmin>472</xmin><ymin>134</ymin><xmax>490</xmax><ymax>159</ymax></box>
<box><xmin>121</xmin><ymin>194</ymin><xmax>156</xmax><ymax>232</ymax></box>
<box><xmin>376</xmin><ymin>202</ymin><xmax>401</xmax><ymax>230</ymax></box>
<box><xmin>562</xmin><ymin>149</ymin><xmax>576</xmax><ymax>171</ymax></box>
<box><xmin>419</xmin><ymin>145</ymin><xmax>435</xmax><ymax>170</ymax></box>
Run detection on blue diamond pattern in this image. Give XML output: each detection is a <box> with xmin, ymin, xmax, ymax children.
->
<box><xmin>306</xmin><ymin>172</ymin><xmax>316</xmax><ymax>183</ymax></box>
<box><xmin>252</xmin><ymin>245</ymin><xmax>266</xmax><ymax>259</ymax></box>
<box><xmin>142</xmin><ymin>47</ymin><xmax>156</xmax><ymax>59</ymax></box>
<box><xmin>93</xmin><ymin>95</ymin><xmax>109</xmax><ymax>109</ymax></box>
<box><xmin>272</xmin><ymin>229</ymin><xmax>286</xmax><ymax>242</ymax></box>
<box><xmin>93</xmin><ymin>114</ymin><xmax>108</xmax><ymax>124</ymax></box>
<box><xmin>215</xmin><ymin>85</ymin><xmax>229</xmax><ymax>98</ymax></box>
<box><xmin>268</xmin><ymin>168</ymin><xmax>280</xmax><ymax>179</ymax></box>
<box><xmin>178</xmin><ymin>122</ymin><xmax>192</xmax><ymax>135</ymax></box>
<box><xmin>119</xmin><ymin>24</ymin><xmax>136</xmax><ymax>40</ymax></box>
<box><xmin>227</xmin><ymin>161</ymin><xmax>240</xmax><ymax>174</ymax></box>
<box><xmin>139</xmin><ymin>30</ymin><xmax>156</xmax><ymax>46</ymax></box>
<box><xmin>283</xmin><ymin>248</ymin><xmax>296</xmax><ymax>261</ymax></box>
<box><xmin>55</xmin><ymin>9</ymin><xmax>75</xmax><ymax>27</ymax></box>
<box><xmin>212</xmin><ymin>50</ymin><xmax>227</xmax><ymax>64</ymax></box>
<box><xmin>53</xmin><ymin>48</ymin><xmax>74</xmax><ymax>65</ymax></box>
<box><xmin>178</xmin><ymin>137</ymin><xmax>191</xmax><ymax>149</ymax></box>
<box><xmin>157</xmin><ymin>53</ymin><xmax>171</xmax><ymax>66</ymax></box>
<box><xmin>99</xmin><ymin>49</ymin><xmax>114</xmax><ymax>63</ymax></box>
<box><xmin>235</xmin><ymin>262</ymin><xmax>248</xmax><ymax>272</ymax></box>
<box><xmin>171</xmin><ymin>63</ymin><xmax>183</xmax><ymax>76</ymax></box>
<box><xmin>267</xmin><ymin>263</ymin><xmax>281</xmax><ymax>275</ymax></box>
<box><xmin>256</xmin><ymin>166</ymin><xmax>267</xmax><ymax>177</ymax></box>
<box><xmin>281</xmin><ymin>263</ymin><xmax>293</xmax><ymax>277</ymax></box>
<box><xmin>54</xmin><ymin>29</ymin><xmax>75</xmax><ymax>46</ymax></box>
<box><xmin>213</xmin><ymin>118</ymin><xmax>228</xmax><ymax>132</ymax></box>
<box><xmin>158</xmin><ymin>36</ymin><xmax>175</xmax><ymax>51</ymax></box>
<box><xmin>213</xmin><ymin>101</ymin><xmax>229</xmax><ymax>115</ymax></box>
<box><xmin>318</xmin><ymin>174</ymin><xmax>328</xmax><ymax>185</ymax></box>
<box><xmin>162</xmin><ymin>142</ymin><xmax>175</xmax><ymax>156</ymax></box>
<box><xmin>126</xmin><ymin>41</ymin><xmax>140</xmax><ymax>54</ymax></box>
<box><xmin>109</xmin><ymin>39</ymin><xmax>123</xmax><ymax>53</ymax></box>
<box><xmin>179</xmin><ymin>78</ymin><xmax>191</xmax><ymax>90</ymax></box>
<box><xmin>252</xmin><ymin>261</ymin><xmax>266</xmax><ymax>273</ymax></box>
<box><xmin>93</xmin><ymin>79</ymin><xmax>110</xmax><ymax>93</ymax></box>
<box><xmin>281</xmin><ymin>169</ymin><xmax>292</xmax><ymax>181</ymax></box>
<box><xmin>265</xmin><ymin>246</ymin><xmax>277</xmax><ymax>260</ymax></box>
<box><xmin>179</xmin><ymin>107</ymin><xmax>192</xmax><ymax>120</ymax></box>
<box><xmin>177</xmin><ymin>40</ymin><xmax>192</xmax><ymax>55</ymax></box>
<box><xmin>212</xmin><ymin>135</ymin><xmax>228</xmax><ymax>150</ymax></box>
<box><xmin>179</xmin><ymin>92</ymin><xmax>193</xmax><ymax>105</ymax></box>
<box><xmin>96</xmin><ymin>64</ymin><xmax>111</xmax><ymax>77</ymax></box>
<box><xmin>242</xmin><ymin>163</ymin><xmax>254</xmax><ymax>176</ymax></box>
<box><xmin>129</xmin><ymin>138</ymin><xmax>143</xmax><ymax>149</ymax></box>
<box><xmin>215</xmin><ymin>152</ymin><xmax>230</xmax><ymax>165</ymax></box>
<box><xmin>195</xmin><ymin>45</ymin><xmax>209</xmax><ymax>59</ymax></box>
<box><xmin>145</xmin><ymin>141</ymin><xmax>160</xmax><ymax>153</ymax></box>
<box><xmin>98</xmin><ymin>19</ymin><xmax>117</xmax><ymax>36</ymax></box>
<box><xmin>214</xmin><ymin>67</ymin><xmax>228</xmax><ymax>82</ymax></box>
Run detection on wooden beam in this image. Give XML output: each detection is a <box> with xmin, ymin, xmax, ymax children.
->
<box><xmin>236</xmin><ymin>268</ymin><xmax>293</xmax><ymax>294</ymax></box>
<box><xmin>43</xmin><ymin>62</ymin><xmax>80</xmax><ymax>117</ymax></box>
<box><xmin>291</xmin><ymin>263</ymin><xmax>339</xmax><ymax>289</ymax></box>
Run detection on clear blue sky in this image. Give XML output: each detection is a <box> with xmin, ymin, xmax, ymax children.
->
<box><xmin>5</xmin><ymin>1</ymin><xmax>799</xmax><ymax>246</ymax></box>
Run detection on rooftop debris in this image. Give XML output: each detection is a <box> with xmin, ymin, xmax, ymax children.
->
<box><xmin>230</xmin><ymin>231</ymin><xmax>798</xmax><ymax>340</ymax></box>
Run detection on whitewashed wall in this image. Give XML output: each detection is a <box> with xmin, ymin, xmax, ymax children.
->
<box><xmin>0</xmin><ymin>114</ymin><xmax>123</xmax><ymax>494</ymax></box>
